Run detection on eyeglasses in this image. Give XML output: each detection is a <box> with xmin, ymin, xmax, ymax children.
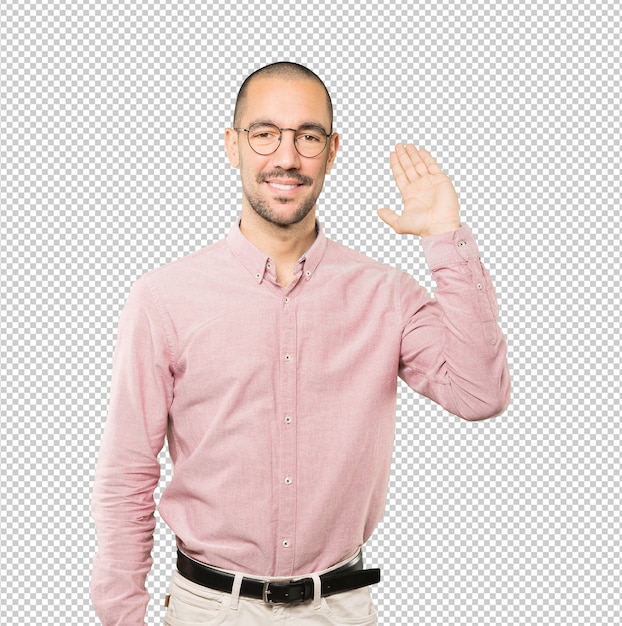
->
<box><xmin>234</xmin><ymin>123</ymin><xmax>333</xmax><ymax>158</ymax></box>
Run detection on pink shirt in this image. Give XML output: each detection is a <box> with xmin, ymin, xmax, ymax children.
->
<box><xmin>91</xmin><ymin>220</ymin><xmax>510</xmax><ymax>625</ymax></box>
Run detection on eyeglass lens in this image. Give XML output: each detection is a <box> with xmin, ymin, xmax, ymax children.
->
<box><xmin>247</xmin><ymin>124</ymin><xmax>328</xmax><ymax>157</ymax></box>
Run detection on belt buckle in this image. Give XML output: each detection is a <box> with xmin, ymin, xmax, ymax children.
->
<box><xmin>262</xmin><ymin>580</ymin><xmax>300</xmax><ymax>604</ymax></box>
<box><xmin>262</xmin><ymin>581</ymin><xmax>272</xmax><ymax>603</ymax></box>
<box><xmin>262</xmin><ymin>581</ymin><xmax>289</xmax><ymax>603</ymax></box>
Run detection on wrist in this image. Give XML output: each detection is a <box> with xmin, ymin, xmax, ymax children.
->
<box><xmin>420</xmin><ymin>221</ymin><xmax>462</xmax><ymax>237</ymax></box>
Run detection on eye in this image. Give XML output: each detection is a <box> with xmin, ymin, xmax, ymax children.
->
<box><xmin>297</xmin><ymin>128</ymin><xmax>325</xmax><ymax>144</ymax></box>
<box><xmin>300</xmin><ymin>133</ymin><xmax>322</xmax><ymax>143</ymax></box>
<box><xmin>251</xmin><ymin>131</ymin><xmax>279</xmax><ymax>139</ymax></box>
<box><xmin>249</xmin><ymin>124</ymin><xmax>280</xmax><ymax>141</ymax></box>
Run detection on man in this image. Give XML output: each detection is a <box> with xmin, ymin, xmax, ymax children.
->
<box><xmin>91</xmin><ymin>62</ymin><xmax>510</xmax><ymax>625</ymax></box>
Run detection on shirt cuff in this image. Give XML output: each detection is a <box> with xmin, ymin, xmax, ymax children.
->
<box><xmin>420</xmin><ymin>224</ymin><xmax>480</xmax><ymax>271</ymax></box>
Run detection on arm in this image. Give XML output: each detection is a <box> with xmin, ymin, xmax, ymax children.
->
<box><xmin>379</xmin><ymin>144</ymin><xmax>510</xmax><ymax>420</ymax></box>
<box><xmin>91</xmin><ymin>277</ymin><xmax>173</xmax><ymax>625</ymax></box>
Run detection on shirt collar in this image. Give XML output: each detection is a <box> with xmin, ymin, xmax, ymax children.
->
<box><xmin>226</xmin><ymin>216</ymin><xmax>328</xmax><ymax>284</ymax></box>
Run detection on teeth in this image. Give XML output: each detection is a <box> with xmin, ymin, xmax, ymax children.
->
<box><xmin>270</xmin><ymin>183</ymin><xmax>298</xmax><ymax>190</ymax></box>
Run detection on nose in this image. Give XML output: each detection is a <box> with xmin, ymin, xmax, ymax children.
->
<box><xmin>272</xmin><ymin>129</ymin><xmax>302</xmax><ymax>169</ymax></box>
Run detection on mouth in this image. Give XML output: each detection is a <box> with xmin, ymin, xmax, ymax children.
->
<box><xmin>259</xmin><ymin>170</ymin><xmax>312</xmax><ymax>190</ymax></box>
<box><xmin>264</xmin><ymin>180</ymin><xmax>305</xmax><ymax>194</ymax></box>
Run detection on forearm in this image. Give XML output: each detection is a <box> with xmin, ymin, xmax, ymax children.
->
<box><xmin>91</xmin><ymin>425</ymin><xmax>162</xmax><ymax>625</ymax></box>
<box><xmin>400</xmin><ymin>225</ymin><xmax>510</xmax><ymax>420</ymax></box>
<box><xmin>90</xmin><ymin>526</ymin><xmax>154</xmax><ymax>626</ymax></box>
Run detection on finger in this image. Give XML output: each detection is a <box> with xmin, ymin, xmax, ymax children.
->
<box><xmin>405</xmin><ymin>144</ymin><xmax>429</xmax><ymax>177</ymax></box>
<box><xmin>395</xmin><ymin>143</ymin><xmax>421</xmax><ymax>182</ymax></box>
<box><xmin>417</xmin><ymin>148</ymin><xmax>443</xmax><ymax>175</ymax></box>
<box><xmin>377</xmin><ymin>208</ymin><xmax>403</xmax><ymax>233</ymax></box>
<box><xmin>389</xmin><ymin>150</ymin><xmax>410</xmax><ymax>189</ymax></box>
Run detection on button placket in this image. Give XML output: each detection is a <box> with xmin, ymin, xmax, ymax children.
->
<box><xmin>276</xmin><ymin>286</ymin><xmax>297</xmax><ymax>570</ymax></box>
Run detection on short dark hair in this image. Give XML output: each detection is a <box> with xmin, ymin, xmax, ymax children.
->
<box><xmin>233</xmin><ymin>62</ymin><xmax>333</xmax><ymax>131</ymax></box>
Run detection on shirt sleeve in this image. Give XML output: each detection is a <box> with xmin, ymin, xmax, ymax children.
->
<box><xmin>91</xmin><ymin>275</ymin><xmax>174</xmax><ymax>625</ymax></box>
<box><xmin>398</xmin><ymin>225</ymin><xmax>510</xmax><ymax>420</ymax></box>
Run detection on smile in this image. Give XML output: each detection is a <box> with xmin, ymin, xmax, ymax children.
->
<box><xmin>265</xmin><ymin>180</ymin><xmax>305</xmax><ymax>194</ymax></box>
<box><xmin>270</xmin><ymin>183</ymin><xmax>300</xmax><ymax>190</ymax></box>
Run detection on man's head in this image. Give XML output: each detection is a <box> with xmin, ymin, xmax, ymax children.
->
<box><xmin>225</xmin><ymin>62</ymin><xmax>339</xmax><ymax>229</ymax></box>
<box><xmin>233</xmin><ymin>62</ymin><xmax>333</xmax><ymax>131</ymax></box>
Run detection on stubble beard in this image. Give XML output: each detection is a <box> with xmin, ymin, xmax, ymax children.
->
<box><xmin>246</xmin><ymin>193</ymin><xmax>317</xmax><ymax>227</ymax></box>
<box><xmin>243</xmin><ymin>168</ymin><xmax>323</xmax><ymax>228</ymax></box>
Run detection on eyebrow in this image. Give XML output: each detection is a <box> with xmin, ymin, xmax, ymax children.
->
<box><xmin>247</xmin><ymin>119</ymin><xmax>330</xmax><ymax>134</ymax></box>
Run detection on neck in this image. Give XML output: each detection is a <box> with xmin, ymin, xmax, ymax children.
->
<box><xmin>239</xmin><ymin>206</ymin><xmax>318</xmax><ymax>285</ymax></box>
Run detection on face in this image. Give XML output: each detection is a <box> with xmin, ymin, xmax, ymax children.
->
<box><xmin>225</xmin><ymin>77</ymin><xmax>339</xmax><ymax>228</ymax></box>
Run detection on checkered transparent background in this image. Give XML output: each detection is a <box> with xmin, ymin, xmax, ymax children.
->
<box><xmin>1</xmin><ymin>1</ymin><xmax>620</xmax><ymax>624</ymax></box>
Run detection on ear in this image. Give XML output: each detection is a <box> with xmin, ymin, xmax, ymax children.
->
<box><xmin>224</xmin><ymin>128</ymin><xmax>240</xmax><ymax>168</ymax></box>
<box><xmin>324</xmin><ymin>132</ymin><xmax>340</xmax><ymax>174</ymax></box>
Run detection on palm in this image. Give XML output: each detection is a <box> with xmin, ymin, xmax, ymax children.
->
<box><xmin>378</xmin><ymin>144</ymin><xmax>461</xmax><ymax>237</ymax></box>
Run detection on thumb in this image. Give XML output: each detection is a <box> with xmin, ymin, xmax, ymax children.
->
<box><xmin>377</xmin><ymin>208</ymin><xmax>402</xmax><ymax>232</ymax></box>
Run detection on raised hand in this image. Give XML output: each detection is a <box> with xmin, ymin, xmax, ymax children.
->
<box><xmin>378</xmin><ymin>144</ymin><xmax>461</xmax><ymax>237</ymax></box>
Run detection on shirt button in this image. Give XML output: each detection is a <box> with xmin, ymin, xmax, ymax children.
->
<box><xmin>284</xmin><ymin>476</ymin><xmax>292</xmax><ymax>485</ymax></box>
<box><xmin>282</xmin><ymin>540</ymin><xmax>290</xmax><ymax>548</ymax></box>
<box><xmin>285</xmin><ymin>354</ymin><xmax>292</xmax><ymax>362</ymax></box>
<box><xmin>284</xmin><ymin>416</ymin><xmax>292</xmax><ymax>424</ymax></box>
<box><xmin>284</xmin><ymin>296</ymin><xmax>290</xmax><ymax>304</ymax></box>
<box><xmin>476</xmin><ymin>283</ymin><xmax>483</xmax><ymax>290</ymax></box>
<box><xmin>255</xmin><ymin>273</ymin><xmax>261</xmax><ymax>280</ymax></box>
<box><xmin>266</xmin><ymin>262</ymin><xmax>273</xmax><ymax>270</ymax></box>
<box><xmin>458</xmin><ymin>240</ymin><xmax>467</xmax><ymax>247</ymax></box>
<box><xmin>305</xmin><ymin>270</ymin><xmax>311</xmax><ymax>277</ymax></box>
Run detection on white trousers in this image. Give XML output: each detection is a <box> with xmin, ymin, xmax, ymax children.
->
<box><xmin>163</xmin><ymin>553</ymin><xmax>378</xmax><ymax>625</ymax></box>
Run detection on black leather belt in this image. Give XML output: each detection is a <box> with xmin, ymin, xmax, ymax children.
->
<box><xmin>177</xmin><ymin>550</ymin><xmax>380</xmax><ymax>604</ymax></box>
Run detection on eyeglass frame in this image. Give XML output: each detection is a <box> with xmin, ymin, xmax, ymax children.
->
<box><xmin>234</xmin><ymin>123</ymin><xmax>334</xmax><ymax>158</ymax></box>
